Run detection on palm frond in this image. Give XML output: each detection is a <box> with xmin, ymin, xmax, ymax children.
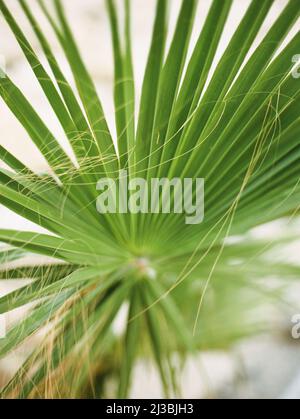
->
<box><xmin>0</xmin><ymin>0</ymin><xmax>299</xmax><ymax>398</ymax></box>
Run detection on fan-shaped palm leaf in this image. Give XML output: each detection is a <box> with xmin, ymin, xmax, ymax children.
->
<box><xmin>0</xmin><ymin>0</ymin><xmax>299</xmax><ymax>398</ymax></box>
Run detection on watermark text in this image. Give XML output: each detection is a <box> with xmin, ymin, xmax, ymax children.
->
<box><xmin>292</xmin><ymin>54</ymin><xmax>300</xmax><ymax>79</ymax></box>
<box><xmin>291</xmin><ymin>314</ymin><xmax>300</xmax><ymax>339</ymax></box>
<box><xmin>0</xmin><ymin>314</ymin><xmax>6</xmax><ymax>339</ymax></box>
<box><xmin>0</xmin><ymin>54</ymin><xmax>6</xmax><ymax>79</ymax></box>
<box><xmin>96</xmin><ymin>170</ymin><xmax>205</xmax><ymax>225</ymax></box>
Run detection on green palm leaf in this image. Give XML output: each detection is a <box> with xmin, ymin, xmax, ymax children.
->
<box><xmin>0</xmin><ymin>0</ymin><xmax>299</xmax><ymax>398</ymax></box>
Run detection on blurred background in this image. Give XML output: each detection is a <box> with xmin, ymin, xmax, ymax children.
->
<box><xmin>0</xmin><ymin>0</ymin><xmax>300</xmax><ymax>398</ymax></box>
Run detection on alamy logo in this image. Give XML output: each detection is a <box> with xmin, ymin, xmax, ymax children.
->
<box><xmin>291</xmin><ymin>314</ymin><xmax>300</xmax><ymax>339</ymax></box>
<box><xmin>0</xmin><ymin>315</ymin><xmax>6</xmax><ymax>339</ymax></box>
<box><xmin>291</xmin><ymin>55</ymin><xmax>300</xmax><ymax>79</ymax></box>
<box><xmin>96</xmin><ymin>170</ymin><xmax>205</xmax><ymax>225</ymax></box>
